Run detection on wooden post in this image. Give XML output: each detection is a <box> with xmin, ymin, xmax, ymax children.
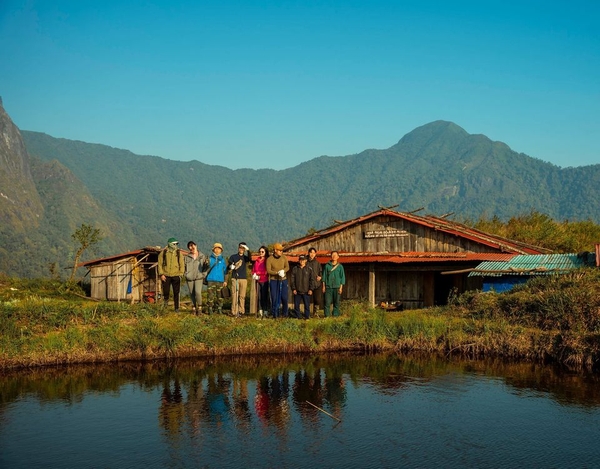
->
<box><xmin>423</xmin><ymin>272</ymin><xmax>434</xmax><ymax>307</ymax></box>
<box><xmin>368</xmin><ymin>263</ymin><xmax>376</xmax><ymax>307</ymax></box>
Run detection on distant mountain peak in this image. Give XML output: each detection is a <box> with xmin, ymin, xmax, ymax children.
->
<box><xmin>397</xmin><ymin>120</ymin><xmax>469</xmax><ymax>146</ymax></box>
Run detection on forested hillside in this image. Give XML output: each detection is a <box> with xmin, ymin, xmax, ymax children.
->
<box><xmin>2</xmin><ymin>109</ymin><xmax>599</xmax><ymax>278</ymax></box>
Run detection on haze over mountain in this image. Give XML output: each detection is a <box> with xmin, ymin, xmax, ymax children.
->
<box><xmin>1</xmin><ymin>100</ymin><xmax>599</xmax><ymax>278</ymax></box>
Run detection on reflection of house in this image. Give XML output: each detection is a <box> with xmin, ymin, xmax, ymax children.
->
<box><xmin>79</xmin><ymin>247</ymin><xmax>163</xmax><ymax>302</ymax></box>
<box><xmin>468</xmin><ymin>252</ymin><xmax>598</xmax><ymax>293</ymax></box>
<box><xmin>283</xmin><ymin>208</ymin><xmax>546</xmax><ymax>309</ymax></box>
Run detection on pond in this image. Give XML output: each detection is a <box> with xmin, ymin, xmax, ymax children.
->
<box><xmin>1</xmin><ymin>353</ymin><xmax>600</xmax><ymax>468</ymax></box>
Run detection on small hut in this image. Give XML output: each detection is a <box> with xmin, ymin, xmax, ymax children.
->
<box><xmin>79</xmin><ymin>247</ymin><xmax>163</xmax><ymax>303</ymax></box>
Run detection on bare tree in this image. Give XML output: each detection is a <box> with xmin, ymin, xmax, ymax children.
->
<box><xmin>69</xmin><ymin>224</ymin><xmax>102</xmax><ymax>282</ymax></box>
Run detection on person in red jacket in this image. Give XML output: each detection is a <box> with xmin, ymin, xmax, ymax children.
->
<box><xmin>251</xmin><ymin>245</ymin><xmax>270</xmax><ymax>318</ymax></box>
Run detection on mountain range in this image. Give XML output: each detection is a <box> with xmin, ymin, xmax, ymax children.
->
<box><xmin>1</xmin><ymin>99</ymin><xmax>599</xmax><ymax>278</ymax></box>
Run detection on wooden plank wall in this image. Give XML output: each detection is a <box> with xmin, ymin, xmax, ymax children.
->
<box><xmin>340</xmin><ymin>266</ymin><xmax>478</xmax><ymax>309</ymax></box>
<box><xmin>89</xmin><ymin>259</ymin><xmax>140</xmax><ymax>302</ymax></box>
<box><xmin>293</xmin><ymin>215</ymin><xmax>498</xmax><ymax>254</ymax></box>
<box><xmin>344</xmin><ymin>268</ymin><xmax>424</xmax><ymax>309</ymax></box>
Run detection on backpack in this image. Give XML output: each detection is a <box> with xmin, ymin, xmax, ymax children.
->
<box><xmin>162</xmin><ymin>248</ymin><xmax>182</xmax><ymax>271</ymax></box>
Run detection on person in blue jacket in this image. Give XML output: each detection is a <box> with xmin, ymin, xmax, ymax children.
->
<box><xmin>206</xmin><ymin>242</ymin><xmax>228</xmax><ymax>314</ymax></box>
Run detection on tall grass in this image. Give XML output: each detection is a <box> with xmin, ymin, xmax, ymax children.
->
<box><xmin>1</xmin><ymin>271</ymin><xmax>600</xmax><ymax>370</ymax></box>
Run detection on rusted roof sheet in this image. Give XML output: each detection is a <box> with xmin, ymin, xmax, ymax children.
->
<box><xmin>285</xmin><ymin>251</ymin><xmax>516</xmax><ymax>264</ymax></box>
<box><xmin>284</xmin><ymin>208</ymin><xmax>546</xmax><ymax>255</ymax></box>
<box><xmin>78</xmin><ymin>246</ymin><xmax>163</xmax><ymax>267</ymax></box>
<box><xmin>468</xmin><ymin>253</ymin><xmax>595</xmax><ymax>277</ymax></box>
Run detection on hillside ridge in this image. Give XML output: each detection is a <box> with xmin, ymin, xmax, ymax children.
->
<box><xmin>1</xmin><ymin>102</ymin><xmax>599</xmax><ymax>277</ymax></box>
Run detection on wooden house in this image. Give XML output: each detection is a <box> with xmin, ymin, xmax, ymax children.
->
<box><xmin>281</xmin><ymin>208</ymin><xmax>547</xmax><ymax>309</ymax></box>
<box><xmin>79</xmin><ymin>247</ymin><xmax>163</xmax><ymax>303</ymax></box>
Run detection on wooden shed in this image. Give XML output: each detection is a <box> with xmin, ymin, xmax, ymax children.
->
<box><xmin>79</xmin><ymin>247</ymin><xmax>163</xmax><ymax>302</ymax></box>
<box><xmin>282</xmin><ymin>208</ymin><xmax>547</xmax><ymax>309</ymax></box>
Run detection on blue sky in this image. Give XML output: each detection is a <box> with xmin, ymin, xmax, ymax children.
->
<box><xmin>1</xmin><ymin>0</ymin><xmax>598</xmax><ymax>169</ymax></box>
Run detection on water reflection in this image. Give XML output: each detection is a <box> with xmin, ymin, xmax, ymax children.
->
<box><xmin>3</xmin><ymin>353</ymin><xmax>600</xmax><ymax>416</ymax></box>
<box><xmin>2</xmin><ymin>353</ymin><xmax>600</xmax><ymax>468</ymax></box>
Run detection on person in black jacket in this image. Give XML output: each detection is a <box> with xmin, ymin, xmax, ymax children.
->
<box><xmin>228</xmin><ymin>242</ymin><xmax>251</xmax><ymax>317</ymax></box>
<box><xmin>290</xmin><ymin>255</ymin><xmax>317</xmax><ymax>319</ymax></box>
<box><xmin>306</xmin><ymin>247</ymin><xmax>323</xmax><ymax>317</ymax></box>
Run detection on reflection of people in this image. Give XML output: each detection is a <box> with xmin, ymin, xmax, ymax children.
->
<box><xmin>324</xmin><ymin>371</ymin><xmax>347</xmax><ymax>420</ymax></box>
<box><xmin>322</xmin><ymin>251</ymin><xmax>345</xmax><ymax>317</ymax></box>
<box><xmin>206</xmin><ymin>243</ymin><xmax>228</xmax><ymax>315</ymax></box>
<box><xmin>185</xmin><ymin>377</ymin><xmax>206</xmax><ymax>437</ymax></box>
<box><xmin>251</xmin><ymin>246</ymin><xmax>270</xmax><ymax>318</ymax></box>
<box><xmin>228</xmin><ymin>242</ymin><xmax>251</xmax><ymax>317</ymax></box>
<box><xmin>232</xmin><ymin>378</ymin><xmax>252</xmax><ymax>427</ymax></box>
<box><xmin>266</xmin><ymin>243</ymin><xmax>290</xmax><ymax>318</ymax></box>
<box><xmin>290</xmin><ymin>255</ymin><xmax>316</xmax><ymax>319</ymax></box>
<box><xmin>159</xmin><ymin>377</ymin><xmax>184</xmax><ymax>436</ymax></box>
<box><xmin>267</xmin><ymin>371</ymin><xmax>291</xmax><ymax>431</ymax></box>
<box><xmin>205</xmin><ymin>372</ymin><xmax>231</xmax><ymax>426</ymax></box>
<box><xmin>254</xmin><ymin>372</ymin><xmax>292</xmax><ymax>431</ymax></box>
<box><xmin>158</xmin><ymin>237</ymin><xmax>185</xmax><ymax>312</ymax></box>
<box><xmin>184</xmin><ymin>241</ymin><xmax>208</xmax><ymax>315</ymax></box>
<box><xmin>292</xmin><ymin>368</ymin><xmax>324</xmax><ymax>425</ymax></box>
<box><xmin>254</xmin><ymin>376</ymin><xmax>270</xmax><ymax>423</ymax></box>
<box><xmin>306</xmin><ymin>248</ymin><xmax>323</xmax><ymax>316</ymax></box>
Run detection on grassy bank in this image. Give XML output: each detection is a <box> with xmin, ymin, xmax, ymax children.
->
<box><xmin>1</xmin><ymin>270</ymin><xmax>599</xmax><ymax>370</ymax></box>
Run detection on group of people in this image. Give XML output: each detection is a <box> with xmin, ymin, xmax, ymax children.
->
<box><xmin>157</xmin><ymin>238</ymin><xmax>346</xmax><ymax>319</ymax></box>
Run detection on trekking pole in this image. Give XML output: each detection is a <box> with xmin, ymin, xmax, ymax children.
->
<box><xmin>279</xmin><ymin>279</ymin><xmax>284</xmax><ymax>317</ymax></box>
<box><xmin>234</xmin><ymin>277</ymin><xmax>239</xmax><ymax>316</ymax></box>
<box><xmin>255</xmin><ymin>278</ymin><xmax>261</xmax><ymax>319</ymax></box>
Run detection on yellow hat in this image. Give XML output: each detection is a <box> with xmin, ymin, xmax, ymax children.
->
<box><xmin>213</xmin><ymin>242</ymin><xmax>223</xmax><ymax>250</ymax></box>
<box><xmin>273</xmin><ymin>243</ymin><xmax>284</xmax><ymax>251</ymax></box>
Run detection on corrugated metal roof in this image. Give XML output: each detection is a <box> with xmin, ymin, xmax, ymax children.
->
<box><xmin>468</xmin><ymin>253</ymin><xmax>595</xmax><ymax>277</ymax></box>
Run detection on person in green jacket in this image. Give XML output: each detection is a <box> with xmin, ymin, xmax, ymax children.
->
<box><xmin>158</xmin><ymin>237</ymin><xmax>184</xmax><ymax>312</ymax></box>
<box><xmin>322</xmin><ymin>250</ymin><xmax>345</xmax><ymax>317</ymax></box>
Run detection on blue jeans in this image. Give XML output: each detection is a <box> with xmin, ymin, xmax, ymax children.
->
<box><xmin>269</xmin><ymin>279</ymin><xmax>288</xmax><ymax>318</ymax></box>
<box><xmin>294</xmin><ymin>293</ymin><xmax>311</xmax><ymax>319</ymax></box>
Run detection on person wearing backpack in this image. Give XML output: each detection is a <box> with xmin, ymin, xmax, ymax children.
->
<box><xmin>158</xmin><ymin>237</ymin><xmax>185</xmax><ymax>312</ymax></box>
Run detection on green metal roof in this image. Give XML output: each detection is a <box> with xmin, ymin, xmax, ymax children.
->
<box><xmin>468</xmin><ymin>253</ymin><xmax>596</xmax><ymax>277</ymax></box>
